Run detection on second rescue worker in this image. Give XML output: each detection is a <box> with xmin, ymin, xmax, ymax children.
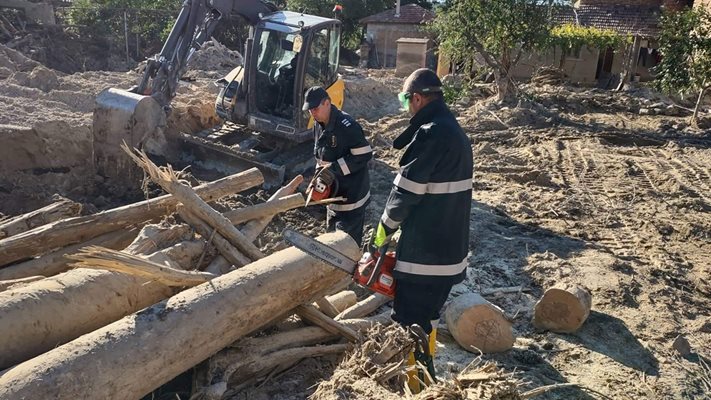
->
<box><xmin>303</xmin><ymin>86</ymin><xmax>372</xmax><ymax>246</ymax></box>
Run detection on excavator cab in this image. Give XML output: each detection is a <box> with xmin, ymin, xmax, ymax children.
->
<box><xmin>216</xmin><ymin>11</ymin><xmax>343</xmax><ymax>142</ymax></box>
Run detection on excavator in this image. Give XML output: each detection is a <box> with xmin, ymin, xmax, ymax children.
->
<box><xmin>93</xmin><ymin>0</ymin><xmax>345</xmax><ymax>187</ymax></box>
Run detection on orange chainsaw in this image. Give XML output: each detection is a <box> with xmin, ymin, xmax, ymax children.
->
<box><xmin>305</xmin><ymin>166</ymin><xmax>338</xmax><ymax>206</ymax></box>
<box><xmin>283</xmin><ymin>228</ymin><xmax>396</xmax><ymax>297</ymax></box>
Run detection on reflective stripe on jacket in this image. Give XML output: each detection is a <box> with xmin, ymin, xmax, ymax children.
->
<box><xmin>381</xmin><ymin>98</ymin><xmax>473</xmax><ymax>284</ymax></box>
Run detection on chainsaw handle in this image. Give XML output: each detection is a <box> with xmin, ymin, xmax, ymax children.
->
<box><xmin>365</xmin><ymin>243</ymin><xmax>389</xmax><ymax>287</ymax></box>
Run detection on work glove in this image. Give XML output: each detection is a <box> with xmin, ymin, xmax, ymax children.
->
<box><xmin>372</xmin><ymin>222</ymin><xmax>394</xmax><ymax>249</ymax></box>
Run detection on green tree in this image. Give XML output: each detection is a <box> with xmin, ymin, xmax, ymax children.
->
<box><xmin>430</xmin><ymin>0</ymin><xmax>551</xmax><ymax>102</ymax></box>
<box><xmin>655</xmin><ymin>7</ymin><xmax>711</xmax><ymax>126</ymax></box>
<box><xmin>286</xmin><ymin>0</ymin><xmax>394</xmax><ymax>48</ymax></box>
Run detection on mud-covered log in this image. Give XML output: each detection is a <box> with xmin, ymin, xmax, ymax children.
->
<box><xmin>0</xmin><ymin>231</ymin><xmax>359</xmax><ymax>400</ymax></box>
<box><xmin>533</xmin><ymin>283</ymin><xmax>592</xmax><ymax>333</ymax></box>
<box><xmin>0</xmin><ymin>168</ymin><xmax>263</xmax><ymax>267</ymax></box>
<box><xmin>444</xmin><ymin>293</ymin><xmax>514</xmax><ymax>353</ymax></box>
<box><xmin>0</xmin><ymin>224</ymin><xmax>195</xmax><ymax>370</ymax></box>
<box><xmin>0</xmin><ymin>228</ymin><xmax>138</xmax><ymax>281</ymax></box>
<box><xmin>0</xmin><ymin>197</ymin><xmax>82</xmax><ymax>239</ymax></box>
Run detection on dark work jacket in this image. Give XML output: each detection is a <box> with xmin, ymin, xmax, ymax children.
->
<box><xmin>314</xmin><ymin>105</ymin><xmax>372</xmax><ymax>212</ymax></box>
<box><xmin>380</xmin><ymin>98</ymin><xmax>473</xmax><ymax>285</ymax></box>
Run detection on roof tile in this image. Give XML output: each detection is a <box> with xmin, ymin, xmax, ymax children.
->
<box><xmin>359</xmin><ymin>4</ymin><xmax>435</xmax><ymax>25</ymax></box>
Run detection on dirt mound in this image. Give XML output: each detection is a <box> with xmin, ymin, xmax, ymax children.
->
<box><xmin>185</xmin><ymin>38</ymin><xmax>243</xmax><ymax>79</ymax></box>
<box><xmin>0</xmin><ymin>43</ymin><xmax>40</xmax><ymax>75</ymax></box>
<box><xmin>3</xmin><ymin>26</ymin><xmax>121</xmax><ymax>73</ymax></box>
<box><xmin>342</xmin><ymin>68</ymin><xmax>402</xmax><ymax>122</ymax></box>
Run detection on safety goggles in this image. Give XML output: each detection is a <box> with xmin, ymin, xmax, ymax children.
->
<box><xmin>398</xmin><ymin>92</ymin><xmax>412</xmax><ymax>110</ymax></box>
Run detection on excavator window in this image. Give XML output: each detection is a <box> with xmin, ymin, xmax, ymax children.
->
<box><xmin>305</xmin><ymin>27</ymin><xmax>339</xmax><ymax>89</ymax></box>
<box><xmin>254</xmin><ymin>28</ymin><xmax>300</xmax><ymax>119</ymax></box>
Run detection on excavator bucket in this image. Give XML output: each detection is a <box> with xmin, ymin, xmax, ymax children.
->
<box><xmin>93</xmin><ymin>88</ymin><xmax>166</xmax><ymax>185</ymax></box>
<box><xmin>93</xmin><ymin>88</ymin><xmax>289</xmax><ymax>189</ymax></box>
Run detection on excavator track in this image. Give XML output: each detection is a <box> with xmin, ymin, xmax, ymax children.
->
<box><xmin>176</xmin><ymin>122</ymin><xmax>315</xmax><ymax>188</ymax></box>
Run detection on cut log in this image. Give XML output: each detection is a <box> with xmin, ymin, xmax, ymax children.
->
<box><xmin>0</xmin><ymin>196</ymin><xmax>82</xmax><ymax>239</ymax></box>
<box><xmin>124</xmin><ymin>146</ymin><xmax>264</xmax><ymax>260</ymax></box>
<box><xmin>0</xmin><ymin>224</ymin><xmax>196</xmax><ymax>370</ymax></box>
<box><xmin>0</xmin><ymin>231</ymin><xmax>359</xmax><ymax>400</ymax></box>
<box><xmin>0</xmin><ymin>228</ymin><xmax>138</xmax><ymax>281</ymax></box>
<box><xmin>533</xmin><ymin>283</ymin><xmax>592</xmax><ymax>333</ymax></box>
<box><xmin>326</xmin><ymin>290</ymin><xmax>358</xmax><ymax>313</ymax></box>
<box><xmin>0</xmin><ymin>276</ymin><xmax>44</xmax><ymax>291</ymax></box>
<box><xmin>315</xmin><ymin>290</ymin><xmax>357</xmax><ymax>318</ymax></box>
<box><xmin>295</xmin><ymin>304</ymin><xmax>360</xmax><ymax>342</ymax></box>
<box><xmin>336</xmin><ymin>292</ymin><xmax>391</xmax><ymax>320</ymax></box>
<box><xmin>0</xmin><ymin>168</ymin><xmax>263</xmax><ymax>267</ymax></box>
<box><xmin>444</xmin><ymin>293</ymin><xmax>514</xmax><ymax>353</ymax></box>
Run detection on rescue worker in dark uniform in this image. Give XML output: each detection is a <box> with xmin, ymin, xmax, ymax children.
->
<box><xmin>303</xmin><ymin>86</ymin><xmax>372</xmax><ymax>246</ymax></box>
<box><xmin>372</xmin><ymin>69</ymin><xmax>473</xmax><ymax>392</ymax></box>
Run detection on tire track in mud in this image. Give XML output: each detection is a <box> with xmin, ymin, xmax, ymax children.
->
<box><xmin>560</xmin><ymin>140</ymin><xmax>642</xmax><ymax>259</ymax></box>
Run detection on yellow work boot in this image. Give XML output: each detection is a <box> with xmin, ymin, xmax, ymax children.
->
<box><xmin>406</xmin><ymin>322</ymin><xmax>438</xmax><ymax>394</ymax></box>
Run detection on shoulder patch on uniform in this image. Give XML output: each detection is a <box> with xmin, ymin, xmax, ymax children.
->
<box><xmin>341</xmin><ymin>118</ymin><xmax>351</xmax><ymax>127</ymax></box>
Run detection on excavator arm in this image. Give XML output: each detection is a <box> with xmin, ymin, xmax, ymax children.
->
<box><xmin>135</xmin><ymin>0</ymin><xmax>276</xmax><ymax>107</ymax></box>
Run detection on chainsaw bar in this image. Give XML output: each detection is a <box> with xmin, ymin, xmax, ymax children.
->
<box><xmin>283</xmin><ymin>229</ymin><xmax>357</xmax><ymax>274</ymax></box>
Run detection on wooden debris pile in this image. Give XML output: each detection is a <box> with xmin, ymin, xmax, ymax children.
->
<box><xmin>0</xmin><ymin>145</ymin><xmax>387</xmax><ymax>399</ymax></box>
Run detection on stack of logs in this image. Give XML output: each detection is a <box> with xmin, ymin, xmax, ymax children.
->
<box><xmin>0</xmin><ymin>147</ymin><xmax>392</xmax><ymax>400</ymax></box>
<box><xmin>0</xmin><ymin>146</ymin><xmax>594</xmax><ymax>399</ymax></box>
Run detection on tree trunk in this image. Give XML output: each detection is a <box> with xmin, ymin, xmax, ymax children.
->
<box><xmin>126</xmin><ymin>147</ymin><xmax>264</xmax><ymax>261</ymax></box>
<box><xmin>444</xmin><ymin>293</ymin><xmax>514</xmax><ymax>353</ymax></box>
<box><xmin>0</xmin><ymin>232</ymin><xmax>359</xmax><ymax>400</ymax></box>
<box><xmin>0</xmin><ymin>197</ymin><xmax>82</xmax><ymax>239</ymax></box>
<box><xmin>0</xmin><ymin>224</ymin><xmax>195</xmax><ymax>370</ymax></box>
<box><xmin>533</xmin><ymin>283</ymin><xmax>592</xmax><ymax>333</ymax></box>
<box><xmin>0</xmin><ymin>168</ymin><xmax>263</xmax><ymax>267</ymax></box>
<box><xmin>0</xmin><ymin>228</ymin><xmax>138</xmax><ymax>281</ymax></box>
<box><xmin>691</xmin><ymin>84</ymin><xmax>709</xmax><ymax>128</ymax></box>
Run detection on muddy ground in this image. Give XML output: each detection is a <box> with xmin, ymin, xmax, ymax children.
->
<box><xmin>1</xmin><ymin>33</ymin><xmax>710</xmax><ymax>400</ymax></box>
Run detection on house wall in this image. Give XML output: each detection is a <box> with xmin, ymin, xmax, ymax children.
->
<box><xmin>512</xmin><ymin>46</ymin><xmax>601</xmax><ymax>84</ymax></box>
<box><xmin>365</xmin><ymin>23</ymin><xmax>430</xmax><ymax>68</ymax></box>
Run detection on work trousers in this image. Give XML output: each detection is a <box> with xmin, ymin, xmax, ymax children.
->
<box><xmin>391</xmin><ymin>279</ymin><xmax>455</xmax><ymax>334</ymax></box>
<box><xmin>326</xmin><ymin>203</ymin><xmax>368</xmax><ymax>247</ymax></box>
